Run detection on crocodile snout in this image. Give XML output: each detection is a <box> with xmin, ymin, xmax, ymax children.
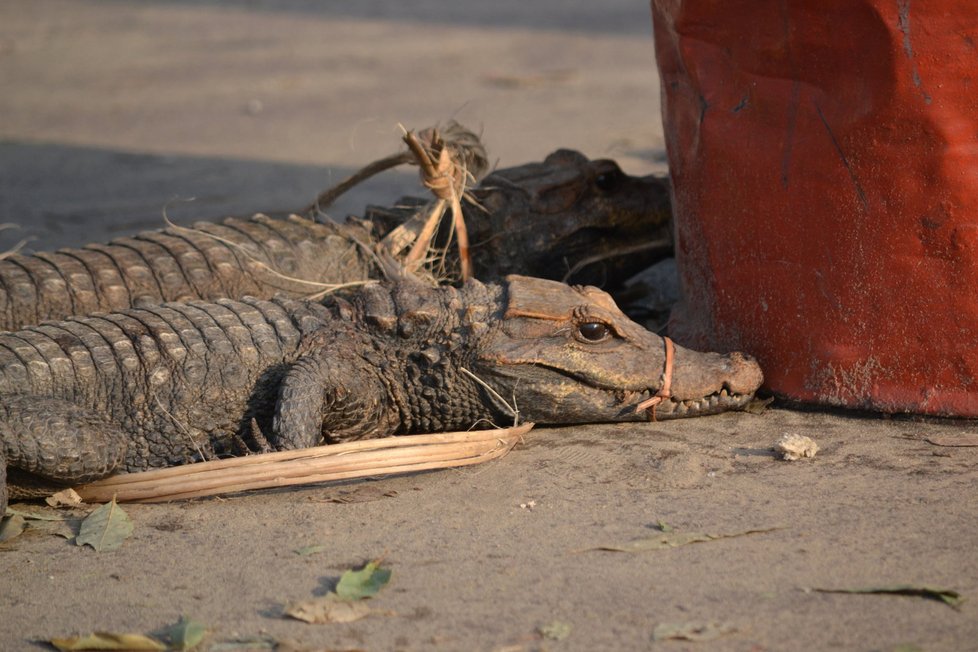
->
<box><xmin>649</xmin><ymin>345</ymin><xmax>764</xmax><ymax>419</ymax></box>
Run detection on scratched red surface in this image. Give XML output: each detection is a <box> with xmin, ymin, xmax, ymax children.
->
<box><xmin>652</xmin><ymin>1</ymin><xmax>978</xmax><ymax>415</ymax></box>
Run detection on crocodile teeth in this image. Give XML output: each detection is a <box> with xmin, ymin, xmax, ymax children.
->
<box><xmin>631</xmin><ymin>385</ymin><xmax>754</xmax><ymax>420</ymax></box>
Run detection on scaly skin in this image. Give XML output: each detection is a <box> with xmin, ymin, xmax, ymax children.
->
<box><xmin>0</xmin><ymin>150</ymin><xmax>671</xmax><ymax>332</ymax></box>
<box><xmin>0</xmin><ymin>275</ymin><xmax>760</xmax><ymax>511</ymax></box>
<box><xmin>0</xmin><ymin>215</ymin><xmax>377</xmax><ymax>332</ymax></box>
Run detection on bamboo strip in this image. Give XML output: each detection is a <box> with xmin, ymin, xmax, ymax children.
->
<box><xmin>83</xmin><ymin>428</ymin><xmax>515</xmax><ymax>482</ymax></box>
<box><xmin>74</xmin><ymin>424</ymin><xmax>531</xmax><ymax>504</ymax></box>
<box><xmin>115</xmin><ymin>443</ymin><xmax>513</xmax><ymax>503</ymax></box>
<box><xmin>83</xmin><ymin>439</ymin><xmax>504</xmax><ymax>501</ymax></box>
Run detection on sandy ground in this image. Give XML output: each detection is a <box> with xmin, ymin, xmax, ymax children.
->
<box><xmin>1</xmin><ymin>2</ymin><xmax>976</xmax><ymax>651</ymax></box>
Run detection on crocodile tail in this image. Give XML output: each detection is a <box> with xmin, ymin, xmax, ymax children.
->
<box><xmin>0</xmin><ymin>215</ymin><xmax>375</xmax><ymax>331</ymax></box>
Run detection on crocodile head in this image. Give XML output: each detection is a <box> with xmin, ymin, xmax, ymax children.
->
<box><xmin>471</xmin><ymin>275</ymin><xmax>762</xmax><ymax>423</ymax></box>
<box><xmin>468</xmin><ymin>149</ymin><xmax>672</xmax><ymax>288</ymax></box>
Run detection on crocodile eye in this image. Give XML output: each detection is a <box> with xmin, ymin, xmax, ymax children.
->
<box><xmin>594</xmin><ymin>168</ymin><xmax>623</xmax><ymax>192</ymax></box>
<box><xmin>578</xmin><ymin>322</ymin><xmax>610</xmax><ymax>341</ymax></box>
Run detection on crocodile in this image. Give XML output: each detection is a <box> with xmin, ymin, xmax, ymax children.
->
<box><xmin>0</xmin><ymin>150</ymin><xmax>671</xmax><ymax>332</ymax></box>
<box><xmin>0</xmin><ymin>274</ymin><xmax>762</xmax><ymax>511</ymax></box>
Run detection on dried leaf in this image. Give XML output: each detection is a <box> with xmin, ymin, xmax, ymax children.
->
<box><xmin>294</xmin><ymin>544</ymin><xmax>329</xmax><ymax>556</ymax></box>
<box><xmin>538</xmin><ymin>621</ymin><xmax>572</xmax><ymax>641</ymax></box>
<box><xmin>284</xmin><ymin>593</ymin><xmax>372</xmax><ymax>624</ymax></box>
<box><xmin>926</xmin><ymin>434</ymin><xmax>978</xmax><ymax>447</ymax></box>
<box><xmin>652</xmin><ymin>621</ymin><xmax>737</xmax><ymax>642</ymax></box>
<box><xmin>6</xmin><ymin>506</ymin><xmax>66</xmax><ymax>521</ymax></box>
<box><xmin>46</xmin><ymin>488</ymin><xmax>84</xmax><ymax>507</ymax></box>
<box><xmin>76</xmin><ymin>498</ymin><xmax>133</xmax><ymax>552</ymax></box>
<box><xmin>594</xmin><ymin>527</ymin><xmax>780</xmax><ymax>553</ymax></box>
<box><xmin>335</xmin><ymin>560</ymin><xmax>392</xmax><ymax>600</ymax></box>
<box><xmin>159</xmin><ymin>616</ymin><xmax>207</xmax><ymax>650</ymax></box>
<box><xmin>813</xmin><ymin>585</ymin><xmax>963</xmax><ymax>609</ymax></box>
<box><xmin>0</xmin><ymin>514</ymin><xmax>27</xmax><ymax>543</ymax></box>
<box><xmin>50</xmin><ymin>632</ymin><xmax>166</xmax><ymax>651</ymax></box>
<box><xmin>4</xmin><ymin>508</ymin><xmax>74</xmax><ymax>539</ymax></box>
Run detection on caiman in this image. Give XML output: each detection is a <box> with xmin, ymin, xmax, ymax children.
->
<box><xmin>0</xmin><ymin>150</ymin><xmax>671</xmax><ymax>331</ymax></box>
<box><xmin>0</xmin><ymin>274</ymin><xmax>762</xmax><ymax>512</ymax></box>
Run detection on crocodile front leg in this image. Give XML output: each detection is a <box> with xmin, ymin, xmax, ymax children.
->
<box><xmin>272</xmin><ymin>351</ymin><xmax>394</xmax><ymax>448</ymax></box>
<box><xmin>1</xmin><ymin>394</ymin><xmax>128</xmax><ymax>512</ymax></box>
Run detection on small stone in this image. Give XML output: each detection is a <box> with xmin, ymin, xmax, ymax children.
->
<box><xmin>774</xmin><ymin>433</ymin><xmax>818</xmax><ymax>461</ymax></box>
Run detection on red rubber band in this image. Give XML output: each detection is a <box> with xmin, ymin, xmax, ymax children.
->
<box><xmin>635</xmin><ymin>336</ymin><xmax>674</xmax><ymax>421</ymax></box>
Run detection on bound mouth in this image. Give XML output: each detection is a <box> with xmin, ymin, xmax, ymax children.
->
<box><xmin>627</xmin><ymin>387</ymin><xmax>754</xmax><ymax>420</ymax></box>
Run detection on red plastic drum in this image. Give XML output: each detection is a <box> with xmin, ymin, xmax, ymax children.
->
<box><xmin>652</xmin><ymin>1</ymin><xmax>978</xmax><ymax>415</ymax></box>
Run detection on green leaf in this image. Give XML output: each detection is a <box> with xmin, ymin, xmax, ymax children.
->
<box><xmin>0</xmin><ymin>514</ymin><xmax>27</xmax><ymax>543</ymax></box>
<box><xmin>294</xmin><ymin>544</ymin><xmax>329</xmax><ymax>556</ymax></box>
<box><xmin>652</xmin><ymin>621</ymin><xmax>737</xmax><ymax>642</ymax></box>
<box><xmin>75</xmin><ymin>498</ymin><xmax>133</xmax><ymax>552</ymax></box>
<box><xmin>594</xmin><ymin>527</ymin><xmax>781</xmax><ymax>552</ymax></box>
<box><xmin>813</xmin><ymin>585</ymin><xmax>964</xmax><ymax>609</ymax></box>
<box><xmin>538</xmin><ymin>620</ymin><xmax>572</xmax><ymax>641</ymax></box>
<box><xmin>160</xmin><ymin>616</ymin><xmax>207</xmax><ymax>650</ymax></box>
<box><xmin>50</xmin><ymin>632</ymin><xmax>166</xmax><ymax>651</ymax></box>
<box><xmin>335</xmin><ymin>560</ymin><xmax>392</xmax><ymax>601</ymax></box>
<box><xmin>284</xmin><ymin>593</ymin><xmax>373</xmax><ymax>624</ymax></box>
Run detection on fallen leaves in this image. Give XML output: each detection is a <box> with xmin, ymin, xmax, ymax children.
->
<box><xmin>335</xmin><ymin>560</ymin><xmax>392</xmax><ymax>601</ymax></box>
<box><xmin>5</xmin><ymin>506</ymin><xmax>67</xmax><ymax>521</ymax></box>
<box><xmin>50</xmin><ymin>617</ymin><xmax>208</xmax><ymax>652</ymax></box>
<box><xmin>591</xmin><ymin>527</ymin><xmax>781</xmax><ymax>553</ymax></box>
<box><xmin>0</xmin><ymin>502</ymin><xmax>133</xmax><ymax>552</ymax></box>
<box><xmin>50</xmin><ymin>632</ymin><xmax>166</xmax><ymax>651</ymax></box>
<box><xmin>284</xmin><ymin>559</ymin><xmax>393</xmax><ymax>625</ymax></box>
<box><xmin>158</xmin><ymin>617</ymin><xmax>208</xmax><ymax>650</ymax></box>
<box><xmin>49</xmin><ymin>618</ymin><xmax>316</xmax><ymax>652</ymax></box>
<box><xmin>75</xmin><ymin>497</ymin><xmax>133</xmax><ymax>552</ymax></box>
<box><xmin>812</xmin><ymin>585</ymin><xmax>964</xmax><ymax>609</ymax></box>
<box><xmin>2</xmin><ymin>505</ymin><xmax>73</xmax><ymax>542</ymax></box>
<box><xmin>283</xmin><ymin>594</ymin><xmax>374</xmax><ymax>624</ymax></box>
